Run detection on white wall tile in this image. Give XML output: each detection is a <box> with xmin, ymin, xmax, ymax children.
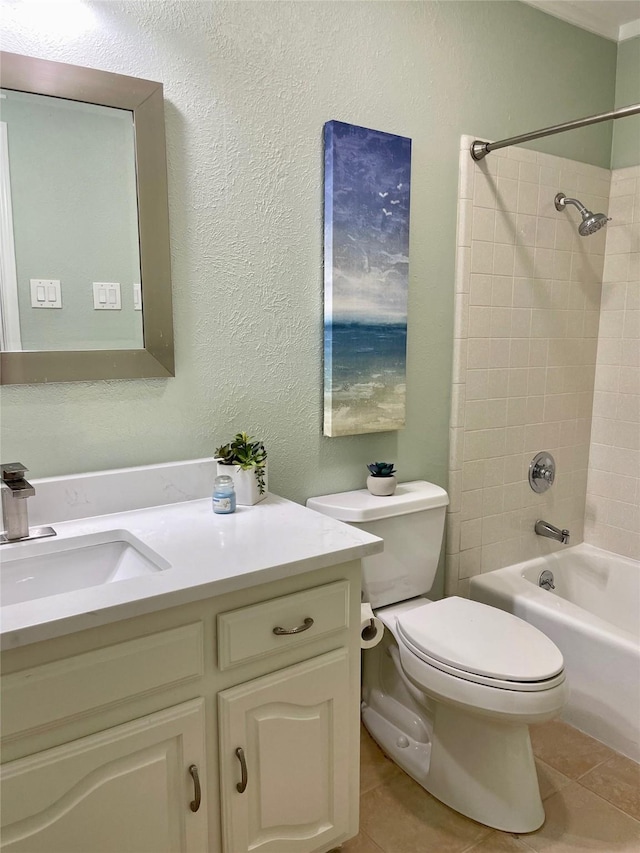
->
<box><xmin>472</xmin><ymin>207</ymin><xmax>495</xmax><ymax>242</ymax></box>
<box><xmin>471</xmin><ymin>241</ymin><xmax>494</xmax><ymax>274</ymax></box>
<box><xmin>584</xmin><ymin>166</ymin><xmax>640</xmax><ymax>561</ymax></box>
<box><xmin>470</xmin><ymin>274</ymin><xmax>492</xmax><ymax>306</ymax></box>
<box><xmin>493</xmin><ymin>244</ymin><xmax>515</xmax><ymax>276</ymax></box>
<box><xmin>496</xmin><ymin>177</ymin><xmax>519</xmax><ymax>212</ymax></box>
<box><xmin>447</xmin><ymin>142</ymin><xmax>637</xmax><ymax>593</ymax></box>
<box><xmin>517</xmin><ymin>181</ymin><xmax>539</xmax><ymax>215</ymax></box>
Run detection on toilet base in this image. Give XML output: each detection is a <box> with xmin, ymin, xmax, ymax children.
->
<box><xmin>362</xmin><ymin>697</ymin><xmax>545</xmax><ymax>833</ymax></box>
<box><xmin>362</xmin><ymin>634</ymin><xmax>548</xmax><ymax>833</ymax></box>
<box><xmin>427</xmin><ymin>702</ymin><xmax>545</xmax><ymax>832</ymax></box>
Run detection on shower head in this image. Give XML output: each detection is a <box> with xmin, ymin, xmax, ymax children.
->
<box><xmin>578</xmin><ymin>210</ymin><xmax>610</xmax><ymax>236</ymax></box>
<box><xmin>554</xmin><ymin>193</ymin><xmax>610</xmax><ymax>237</ymax></box>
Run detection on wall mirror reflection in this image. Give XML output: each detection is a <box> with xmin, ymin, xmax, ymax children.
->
<box><xmin>1</xmin><ymin>90</ymin><xmax>143</xmax><ymax>352</ymax></box>
<box><xmin>0</xmin><ymin>52</ymin><xmax>174</xmax><ymax>384</ymax></box>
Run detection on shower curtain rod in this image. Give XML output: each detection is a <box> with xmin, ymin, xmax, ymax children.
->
<box><xmin>470</xmin><ymin>102</ymin><xmax>640</xmax><ymax>161</ymax></box>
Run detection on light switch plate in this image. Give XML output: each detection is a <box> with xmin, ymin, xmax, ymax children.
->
<box><xmin>93</xmin><ymin>282</ymin><xmax>121</xmax><ymax>310</ymax></box>
<box><xmin>133</xmin><ymin>282</ymin><xmax>142</xmax><ymax>311</ymax></box>
<box><xmin>30</xmin><ymin>279</ymin><xmax>62</xmax><ymax>309</ymax></box>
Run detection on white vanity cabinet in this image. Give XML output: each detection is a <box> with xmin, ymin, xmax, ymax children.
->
<box><xmin>0</xmin><ymin>561</ymin><xmax>361</xmax><ymax>853</ymax></box>
<box><xmin>215</xmin><ymin>578</ymin><xmax>354</xmax><ymax>853</ymax></box>
<box><xmin>218</xmin><ymin>651</ymin><xmax>350</xmax><ymax>853</ymax></box>
<box><xmin>0</xmin><ymin>700</ymin><xmax>208</xmax><ymax>853</ymax></box>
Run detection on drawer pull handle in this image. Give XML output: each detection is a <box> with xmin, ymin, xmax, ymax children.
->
<box><xmin>188</xmin><ymin>764</ymin><xmax>201</xmax><ymax>812</ymax></box>
<box><xmin>272</xmin><ymin>617</ymin><xmax>314</xmax><ymax>636</ymax></box>
<box><xmin>235</xmin><ymin>747</ymin><xmax>248</xmax><ymax>793</ymax></box>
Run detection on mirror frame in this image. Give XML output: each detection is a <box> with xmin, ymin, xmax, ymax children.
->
<box><xmin>0</xmin><ymin>51</ymin><xmax>174</xmax><ymax>384</ymax></box>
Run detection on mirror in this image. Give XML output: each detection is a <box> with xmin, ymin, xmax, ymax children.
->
<box><xmin>0</xmin><ymin>52</ymin><xmax>174</xmax><ymax>383</ymax></box>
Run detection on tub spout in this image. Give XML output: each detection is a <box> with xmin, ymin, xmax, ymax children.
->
<box><xmin>535</xmin><ymin>520</ymin><xmax>570</xmax><ymax>545</ymax></box>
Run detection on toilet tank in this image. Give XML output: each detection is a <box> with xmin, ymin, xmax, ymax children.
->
<box><xmin>307</xmin><ymin>480</ymin><xmax>449</xmax><ymax>608</ymax></box>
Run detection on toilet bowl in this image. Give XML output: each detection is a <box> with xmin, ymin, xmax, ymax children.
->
<box><xmin>363</xmin><ymin>596</ymin><xmax>566</xmax><ymax>832</ymax></box>
<box><xmin>307</xmin><ymin>482</ymin><xmax>567</xmax><ymax>833</ymax></box>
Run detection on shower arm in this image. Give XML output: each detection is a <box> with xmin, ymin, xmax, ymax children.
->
<box><xmin>555</xmin><ymin>195</ymin><xmax>588</xmax><ymax>215</ymax></box>
<box><xmin>471</xmin><ymin>102</ymin><xmax>640</xmax><ymax>161</ymax></box>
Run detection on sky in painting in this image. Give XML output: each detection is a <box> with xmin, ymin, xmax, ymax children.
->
<box><xmin>324</xmin><ymin>120</ymin><xmax>411</xmax><ymax>325</ymax></box>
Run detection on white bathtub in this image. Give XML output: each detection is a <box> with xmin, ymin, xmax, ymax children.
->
<box><xmin>470</xmin><ymin>543</ymin><xmax>640</xmax><ymax>762</ymax></box>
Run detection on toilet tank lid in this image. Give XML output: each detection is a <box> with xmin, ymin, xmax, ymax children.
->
<box><xmin>306</xmin><ymin>480</ymin><xmax>449</xmax><ymax>522</ymax></box>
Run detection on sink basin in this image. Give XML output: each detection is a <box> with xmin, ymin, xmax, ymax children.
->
<box><xmin>0</xmin><ymin>530</ymin><xmax>170</xmax><ymax>607</ymax></box>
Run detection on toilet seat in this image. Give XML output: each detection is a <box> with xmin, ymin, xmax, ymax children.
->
<box><xmin>395</xmin><ymin>596</ymin><xmax>565</xmax><ymax>692</ymax></box>
<box><xmin>398</xmin><ymin>631</ymin><xmax>566</xmax><ymax>692</ymax></box>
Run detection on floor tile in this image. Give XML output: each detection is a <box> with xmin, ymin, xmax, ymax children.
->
<box><xmin>462</xmin><ymin>831</ymin><xmax>533</xmax><ymax>851</ymax></box>
<box><xmin>535</xmin><ymin>759</ymin><xmax>572</xmax><ymax>801</ymax></box>
<box><xmin>519</xmin><ymin>781</ymin><xmax>640</xmax><ymax>852</ymax></box>
<box><xmin>359</xmin><ymin>772</ymin><xmax>491</xmax><ymax>853</ymax></box>
<box><xmin>579</xmin><ymin>753</ymin><xmax>640</xmax><ymax>821</ymax></box>
<box><xmin>529</xmin><ymin>720</ymin><xmax>616</xmax><ymax>779</ymax></box>
<box><xmin>341</xmin><ymin>830</ymin><xmax>385</xmax><ymax>852</ymax></box>
<box><xmin>359</xmin><ymin>727</ymin><xmax>402</xmax><ymax>795</ymax></box>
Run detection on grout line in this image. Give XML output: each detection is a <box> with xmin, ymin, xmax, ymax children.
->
<box><xmin>573</xmin><ymin>753</ymin><xmax>615</xmax><ymax>781</ymax></box>
<box><xmin>362</xmin><ymin>830</ymin><xmax>386</xmax><ymax>853</ymax></box>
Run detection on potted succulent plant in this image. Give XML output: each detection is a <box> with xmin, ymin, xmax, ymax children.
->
<box><xmin>366</xmin><ymin>462</ymin><xmax>397</xmax><ymax>496</ymax></box>
<box><xmin>215</xmin><ymin>432</ymin><xmax>267</xmax><ymax>506</ymax></box>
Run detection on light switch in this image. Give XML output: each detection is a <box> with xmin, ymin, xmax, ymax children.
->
<box><xmin>133</xmin><ymin>283</ymin><xmax>142</xmax><ymax>311</ymax></box>
<box><xmin>93</xmin><ymin>282</ymin><xmax>121</xmax><ymax>310</ymax></box>
<box><xmin>30</xmin><ymin>279</ymin><xmax>62</xmax><ymax>309</ymax></box>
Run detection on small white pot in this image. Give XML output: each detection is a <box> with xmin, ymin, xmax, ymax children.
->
<box><xmin>216</xmin><ymin>462</ymin><xmax>268</xmax><ymax>506</ymax></box>
<box><xmin>366</xmin><ymin>475</ymin><xmax>397</xmax><ymax>496</ymax></box>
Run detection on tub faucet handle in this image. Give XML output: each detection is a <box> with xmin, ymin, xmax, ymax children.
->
<box><xmin>529</xmin><ymin>452</ymin><xmax>556</xmax><ymax>494</ymax></box>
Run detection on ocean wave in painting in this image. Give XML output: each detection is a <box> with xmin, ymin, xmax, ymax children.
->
<box><xmin>324</xmin><ymin>321</ymin><xmax>407</xmax><ymax>435</ymax></box>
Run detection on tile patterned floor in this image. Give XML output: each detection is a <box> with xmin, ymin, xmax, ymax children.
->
<box><xmin>343</xmin><ymin>720</ymin><xmax>640</xmax><ymax>853</ymax></box>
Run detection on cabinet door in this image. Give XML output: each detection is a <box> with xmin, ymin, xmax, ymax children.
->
<box><xmin>218</xmin><ymin>649</ymin><xmax>351</xmax><ymax>853</ymax></box>
<box><xmin>0</xmin><ymin>699</ymin><xmax>208</xmax><ymax>853</ymax></box>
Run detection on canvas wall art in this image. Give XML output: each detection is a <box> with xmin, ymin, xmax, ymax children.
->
<box><xmin>323</xmin><ymin>120</ymin><xmax>411</xmax><ymax>437</ymax></box>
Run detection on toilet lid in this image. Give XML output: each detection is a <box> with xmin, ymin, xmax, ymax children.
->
<box><xmin>396</xmin><ymin>597</ymin><xmax>564</xmax><ymax>683</ymax></box>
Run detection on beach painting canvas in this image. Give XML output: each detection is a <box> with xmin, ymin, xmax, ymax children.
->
<box><xmin>323</xmin><ymin>120</ymin><xmax>411</xmax><ymax>437</ymax></box>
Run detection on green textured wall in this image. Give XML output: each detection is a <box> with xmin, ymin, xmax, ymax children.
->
<box><xmin>0</xmin><ymin>1</ymin><xmax>617</xmax><ymax>505</ymax></box>
<box><xmin>612</xmin><ymin>36</ymin><xmax>640</xmax><ymax>168</ymax></box>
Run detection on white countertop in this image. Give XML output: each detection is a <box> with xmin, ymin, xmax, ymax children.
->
<box><xmin>0</xmin><ymin>461</ymin><xmax>382</xmax><ymax>650</ymax></box>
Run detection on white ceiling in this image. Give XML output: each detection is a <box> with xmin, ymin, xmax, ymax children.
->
<box><xmin>522</xmin><ymin>0</ymin><xmax>640</xmax><ymax>41</ymax></box>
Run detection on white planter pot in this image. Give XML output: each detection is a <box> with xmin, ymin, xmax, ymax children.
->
<box><xmin>216</xmin><ymin>462</ymin><xmax>268</xmax><ymax>506</ymax></box>
<box><xmin>366</xmin><ymin>475</ymin><xmax>397</xmax><ymax>496</ymax></box>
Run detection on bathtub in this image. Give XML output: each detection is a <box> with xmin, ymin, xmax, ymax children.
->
<box><xmin>469</xmin><ymin>543</ymin><xmax>640</xmax><ymax>762</ymax></box>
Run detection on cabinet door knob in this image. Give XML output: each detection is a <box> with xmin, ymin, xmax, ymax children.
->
<box><xmin>235</xmin><ymin>747</ymin><xmax>248</xmax><ymax>793</ymax></box>
<box><xmin>188</xmin><ymin>764</ymin><xmax>201</xmax><ymax>812</ymax></box>
<box><xmin>272</xmin><ymin>617</ymin><xmax>314</xmax><ymax>635</ymax></box>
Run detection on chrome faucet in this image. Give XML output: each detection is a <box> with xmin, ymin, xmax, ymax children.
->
<box><xmin>1</xmin><ymin>463</ymin><xmax>55</xmax><ymax>544</ymax></box>
<box><xmin>534</xmin><ymin>519</ymin><xmax>570</xmax><ymax>545</ymax></box>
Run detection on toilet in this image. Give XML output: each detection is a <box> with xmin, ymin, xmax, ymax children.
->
<box><xmin>307</xmin><ymin>480</ymin><xmax>567</xmax><ymax>833</ymax></box>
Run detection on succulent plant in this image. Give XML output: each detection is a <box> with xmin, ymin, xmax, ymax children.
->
<box><xmin>215</xmin><ymin>432</ymin><xmax>267</xmax><ymax>494</ymax></box>
<box><xmin>367</xmin><ymin>461</ymin><xmax>397</xmax><ymax>478</ymax></box>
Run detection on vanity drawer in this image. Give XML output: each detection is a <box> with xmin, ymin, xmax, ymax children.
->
<box><xmin>217</xmin><ymin>580</ymin><xmax>350</xmax><ymax>670</ymax></box>
<box><xmin>1</xmin><ymin>623</ymin><xmax>204</xmax><ymax>740</ymax></box>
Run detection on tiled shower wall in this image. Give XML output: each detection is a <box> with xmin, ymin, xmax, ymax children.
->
<box><xmin>585</xmin><ymin>165</ymin><xmax>640</xmax><ymax>561</ymax></box>
<box><xmin>446</xmin><ymin>137</ymin><xmax>609</xmax><ymax>596</ymax></box>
